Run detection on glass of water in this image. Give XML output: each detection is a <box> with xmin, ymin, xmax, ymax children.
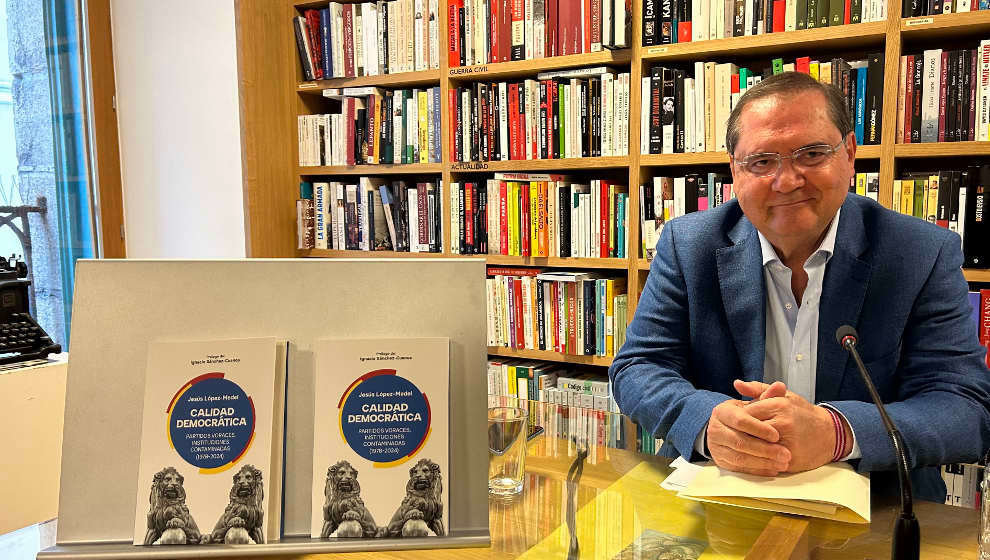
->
<box><xmin>981</xmin><ymin>466</ymin><xmax>990</xmax><ymax>559</ymax></box>
<box><xmin>488</xmin><ymin>406</ymin><xmax>528</xmax><ymax>495</ymax></box>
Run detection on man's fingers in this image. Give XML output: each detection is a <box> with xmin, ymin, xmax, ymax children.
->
<box><xmin>745</xmin><ymin>397</ymin><xmax>793</xmax><ymax>421</ymax></box>
<box><xmin>733</xmin><ymin>379</ymin><xmax>771</xmax><ymax>399</ymax></box>
<box><xmin>714</xmin><ymin>402</ymin><xmax>780</xmax><ymax>442</ymax></box>
<box><xmin>709</xmin><ymin>443</ymin><xmax>787</xmax><ymax>477</ymax></box>
<box><xmin>758</xmin><ymin>381</ymin><xmax>788</xmax><ymax>400</ymax></box>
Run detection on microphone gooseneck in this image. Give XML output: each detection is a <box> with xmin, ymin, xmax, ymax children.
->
<box><xmin>835</xmin><ymin>325</ymin><xmax>920</xmax><ymax>560</ymax></box>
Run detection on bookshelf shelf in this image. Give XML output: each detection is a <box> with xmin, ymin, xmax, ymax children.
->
<box><xmin>449</xmin><ymin>156</ymin><xmax>631</xmax><ymax>172</ymax></box>
<box><xmin>297</xmin><ymin>70</ymin><xmax>442</xmax><ymax>93</ymax></box>
<box><xmin>894</xmin><ymin>142</ymin><xmax>990</xmax><ymax>158</ymax></box>
<box><xmin>447</xmin><ymin>49</ymin><xmax>632</xmax><ymax>83</ymax></box>
<box><xmin>303</xmin><ymin>249</ymin><xmax>451</xmax><ymax>258</ymax></box>
<box><xmin>900</xmin><ymin>11</ymin><xmax>990</xmax><ymax>39</ymax></box>
<box><xmin>488</xmin><ymin>346</ymin><xmax>614</xmax><ymax>367</ymax></box>
<box><xmin>637</xmin><ymin>259</ymin><xmax>651</xmax><ymax>270</ymax></box>
<box><xmin>298</xmin><ymin>163</ymin><xmax>443</xmax><ymax>176</ymax></box>
<box><xmin>486</xmin><ymin>255</ymin><xmax>630</xmax><ymax>269</ymax></box>
<box><xmin>640</xmin><ymin>152</ymin><xmax>730</xmax><ymax>166</ymax></box>
<box><xmin>640</xmin><ymin>22</ymin><xmax>887</xmax><ymax>63</ymax></box>
<box><xmin>964</xmin><ymin>269</ymin><xmax>990</xmax><ymax>283</ymax></box>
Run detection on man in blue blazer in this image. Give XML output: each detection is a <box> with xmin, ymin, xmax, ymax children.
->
<box><xmin>609</xmin><ymin>72</ymin><xmax>990</xmax><ymax>502</ymax></box>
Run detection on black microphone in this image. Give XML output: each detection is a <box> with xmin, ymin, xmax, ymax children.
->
<box><xmin>835</xmin><ymin>325</ymin><xmax>919</xmax><ymax>560</ymax></box>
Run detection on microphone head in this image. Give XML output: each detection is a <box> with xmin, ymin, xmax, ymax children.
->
<box><xmin>835</xmin><ymin>325</ymin><xmax>859</xmax><ymax>345</ymax></box>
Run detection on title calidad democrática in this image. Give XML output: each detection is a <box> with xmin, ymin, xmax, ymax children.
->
<box><xmin>348</xmin><ymin>403</ymin><xmax>423</xmax><ymax>423</ymax></box>
<box><xmin>175</xmin><ymin>407</ymin><xmax>249</xmax><ymax>428</ymax></box>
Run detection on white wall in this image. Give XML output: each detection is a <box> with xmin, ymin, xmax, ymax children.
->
<box><xmin>111</xmin><ymin>0</ymin><xmax>246</xmax><ymax>258</ymax></box>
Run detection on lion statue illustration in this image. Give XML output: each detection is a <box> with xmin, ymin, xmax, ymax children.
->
<box><xmin>384</xmin><ymin>458</ymin><xmax>445</xmax><ymax>537</ymax></box>
<box><xmin>143</xmin><ymin>466</ymin><xmax>205</xmax><ymax>545</ymax></box>
<box><xmin>206</xmin><ymin>464</ymin><xmax>266</xmax><ymax>544</ymax></box>
<box><xmin>321</xmin><ymin>460</ymin><xmax>381</xmax><ymax>538</ymax></box>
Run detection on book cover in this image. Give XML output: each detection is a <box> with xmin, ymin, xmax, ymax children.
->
<box><xmin>132</xmin><ymin>338</ymin><xmax>287</xmax><ymax>545</ymax></box>
<box><xmin>311</xmin><ymin>338</ymin><xmax>449</xmax><ymax>538</ymax></box>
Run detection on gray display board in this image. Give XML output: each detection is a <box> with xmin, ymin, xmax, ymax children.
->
<box><xmin>41</xmin><ymin>259</ymin><xmax>489</xmax><ymax>558</ymax></box>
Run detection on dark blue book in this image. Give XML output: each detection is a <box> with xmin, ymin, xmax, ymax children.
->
<box><xmin>970</xmin><ymin>292</ymin><xmax>981</xmax><ymax>328</ymax></box>
<box><xmin>320</xmin><ymin>8</ymin><xmax>331</xmax><ymax>78</ymax></box>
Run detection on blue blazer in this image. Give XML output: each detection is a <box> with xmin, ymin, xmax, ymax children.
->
<box><xmin>609</xmin><ymin>195</ymin><xmax>990</xmax><ymax>501</ymax></box>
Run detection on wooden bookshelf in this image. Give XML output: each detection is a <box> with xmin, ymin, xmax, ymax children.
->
<box><xmin>297</xmin><ymin>69</ymin><xmax>444</xmax><ymax>93</ymax></box>
<box><xmin>894</xmin><ymin>142</ymin><xmax>990</xmax><ymax>158</ymax></box>
<box><xmin>298</xmin><ymin>163</ymin><xmax>443</xmax><ymax>176</ymax></box>
<box><xmin>488</xmin><ymin>346</ymin><xmax>614</xmax><ymax>367</ymax></box>
<box><xmin>448</xmin><ymin>49</ymin><xmax>632</xmax><ymax>83</ymax></box>
<box><xmin>641</xmin><ymin>22</ymin><xmax>887</xmax><ymax>62</ymax></box>
<box><xmin>965</xmin><ymin>269</ymin><xmax>990</xmax><ymax>283</ymax></box>
<box><xmin>238</xmin><ymin>0</ymin><xmax>990</xmax><ymax>378</ymax></box>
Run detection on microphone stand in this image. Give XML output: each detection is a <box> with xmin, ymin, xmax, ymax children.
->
<box><xmin>838</xmin><ymin>327</ymin><xmax>920</xmax><ymax>560</ymax></box>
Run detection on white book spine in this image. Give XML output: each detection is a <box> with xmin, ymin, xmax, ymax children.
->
<box><xmin>620</xmin><ymin>74</ymin><xmax>630</xmax><ymax>155</ymax></box>
<box><xmin>693</xmin><ymin>0</ymin><xmax>706</xmax><ymax>41</ymax></box>
<box><xmin>521</xmin><ymin>278</ymin><xmax>533</xmax><ymax>349</ymax></box>
<box><xmin>354</xmin><ymin>9</ymin><xmax>364</xmax><ymax>76</ymax></box>
<box><xmin>673</xmin><ymin>176</ymin><xmax>686</xmax><ymax>218</ymax></box>
<box><xmin>685</xmin><ymin>78</ymin><xmax>695</xmax><ymax>154</ymax></box>
<box><xmin>365</xmin><ymin>4</ymin><xmax>379</xmax><ymax>76</ymax></box>
<box><xmin>744</xmin><ymin>0</ymin><xmax>754</xmax><ymax>35</ymax></box>
<box><xmin>979</xmin><ymin>41</ymin><xmax>990</xmax><ymax>142</ymax></box>
<box><xmin>414</xmin><ymin>0</ymin><xmax>425</xmax><ymax>71</ymax></box>
<box><xmin>408</xmin><ymin>187</ymin><xmax>419</xmax><ymax>252</ymax></box>
<box><xmin>602</xmin><ymin>73</ymin><xmax>614</xmax><ymax>157</ymax></box>
<box><xmin>405</xmin><ymin>0</ymin><xmax>415</xmax><ymax>72</ymax></box>
<box><xmin>694</xmin><ymin>61</ymin><xmax>706</xmax><ymax>152</ymax></box>
<box><xmin>526</xmin><ymin>0</ymin><xmax>536</xmax><ymax>59</ymax></box>
<box><xmin>499</xmin><ymin>82</ymin><xmax>510</xmax><ymax>160</ymax></box>
<box><xmin>785</xmin><ymin>0</ymin><xmax>796</xmax><ymax>30</ymax></box>
<box><xmin>922</xmin><ymin>49</ymin><xmax>941</xmax><ymax>143</ymax></box>
<box><xmin>709</xmin><ymin>0</ymin><xmax>718</xmax><ymax>41</ymax></box>
<box><xmin>430</xmin><ymin>0</ymin><xmax>440</xmax><ymax>68</ymax></box>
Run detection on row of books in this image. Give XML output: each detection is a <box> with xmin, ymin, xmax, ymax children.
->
<box><xmin>450</xmin><ymin>174</ymin><xmax>631</xmax><ymax>258</ymax></box>
<box><xmin>295</xmin><ymin>179</ymin><xmax>444</xmax><ymax>252</ymax></box>
<box><xmin>486</xmin><ymin>267</ymin><xmax>629</xmax><ymax>356</ymax></box>
<box><xmin>639</xmin><ymin>173</ymin><xmax>732</xmax><ymax>258</ymax></box>
<box><xmin>972</xmin><ymin>289</ymin><xmax>990</xmax><ymax>368</ymax></box>
<box><xmin>294</xmin><ymin>0</ymin><xmax>441</xmax><ymax>81</ymax></box>
<box><xmin>905</xmin><ymin>0</ymin><xmax>990</xmax><ymax>16</ymax></box>
<box><xmin>642</xmin><ymin>0</ymin><xmax>886</xmax><ymax>46</ymax></box>
<box><xmin>896</xmin><ymin>45</ymin><xmax>990</xmax><ymax>144</ymax></box>
<box><xmin>942</xmin><ymin>463</ymin><xmax>984</xmax><ymax>509</ymax></box>
<box><xmin>450</xmin><ymin>68</ymin><xmax>632</xmax><ymax>162</ymax></box>
<box><xmin>641</xmin><ymin>54</ymin><xmax>884</xmax><ymax>155</ymax></box>
<box><xmin>448</xmin><ymin>0</ymin><xmax>632</xmax><ymax>67</ymax></box>
<box><xmin>299</xmin><ymin>87</ymin><xmax>442</xmax><ymax>167</ymax></box>
<box><xmin>892</xmin><ymin>166</ymin><xmax>988</xmax><ymax>268</ymax></box>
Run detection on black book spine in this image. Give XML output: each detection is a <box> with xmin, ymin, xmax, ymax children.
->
<box><xmin>684</xmin><ymin>174</ymin><xmax>699</xmax><ymax>214</ymax></box>
<box><xmin>807</xmin><ymin>0</ymin><xmax>817</xmax><ymax>28</ymax></box>
<box><xmin>539</xmin><ymin>81</ymin><xmax>548</xmax><ymax>159</ymax></box>
<box><xmin>649</xmin><ymin>67</ymin><xmax>663</xmax><ymax>154</ymax></box>
<box><xmin>293</xmin><ymin>18</ymin><xmax>315</xmax><ymax>81</ymax></box>
<box><xmin>458</xmin><ymin>7</ymin><xmax>466</xmax><ymax>66</ymax></box>
<box><xmin>493</xmin><ymin>84</ymin><xmax>502</xmax><ymax>161</ymax></box>
<box><xmin>661</xmin><ymin>0</ymin><xmax>673</xmax><ymax>44</ymax></box>
<box><xmin>583</xmin><ymin>280</ymin><xmax>595</xmax><ymax>355</ymax></box>
<box><xmin>956</xmin><ymin>49</ymin><xmax>966</xmax><ymax>142</ymax></box>
<box><xmin>733</xmin><ymin>0</ymin><xmax>744</xmax><ymax>37</ymax></box>
<box><xmin>767</xmin><ymin>0</ymin><xmax>776</xmax><ymax>32</ymax></box>
<box><xmin>866</xmin><ymin>52</ymin><xmax>884</xmax><ymax>145</ymax></box>
<box><xmin>796</xmin><ymin>0</ymin><xmax>808</xmax><ymax>29</ymax></box>
<box><xmin>911</xmin><ymin>56</ymin><xmax>923</xmax><ymax>143</ymax></box>
<box><xmin>581</xmin><ymin>80</ymin><xmax>590</xmax><ymax>158</ymax></box>
<box><xmin>963</xmin><ymin>166</ymin><xmax>989</xmax><ymax>268</ymax></box>
<box><xmin>458</xmin><ymin>183</ymin><xmax>466</xmax><ymax>252</ymax></box>
<box><xmin>593</xmin><ymin>78</ymin><xmax>601</xmax><ymax>157</ymax></box>
<box><xmin>479</xmin><ymin>185</ymin><xmax>488</xmax><ymax>254</ymax></box>
<box><xmin>850</xmin><ymin>0</ymin><xmax>861</xmax><ymax>23</ymax></box>
<box><xmin>938</xmin><ymin>171</ymin><xmax>952</xmax><ymax>223</ymax></box>
<box><xmin>643</xmin><ymin>0</ymin><xmax>659</xmax><ymax>45</ymax></box>
<box><xmin>355</xmin><ymin>108</ymin><xmax>367</xmax><ymax>163</ymax></box>
<box><xmin>471</xmin><ymin>84</ymin><xmax>480</xmax><ymax>161</ymax></box>
<box><xmin>559</xmin><ymin>185</ymin><xmax>571</xmax><ymax>257</ymax></box>
<box><xmin>472</xmin><ymin>182</ymin><xmax>482</xmax><ymax>255</ymax></box>
<box><xmin>455</xmin><ymin>87</ymin><xmax>463</xmax><ymax>162</ymax></box>
<box><xmin>948</xmin><ymin>170</ymin><xmax>961</xmax><ymax>226</ymax></box>
<box><xmin>674</xmin><ymin>70</ymin><xmax>685</xmax><ymax>153</ymax></box>
<box><xmin>552</xmin><ymin>79</ymin><xmax>561</xmax><ymax>159</ymax></box>
<box><xmin>480</xmin><ymin>84</ymin><xmax>490</xmax><ymax>161</ymax></box>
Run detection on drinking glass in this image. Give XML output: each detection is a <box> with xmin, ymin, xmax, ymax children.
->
<box><xmin>488</xmin><ymin>406</ymin><xmax>528</xmax><ymax>495</ymax></box>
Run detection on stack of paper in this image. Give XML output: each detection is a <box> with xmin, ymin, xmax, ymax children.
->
<box><xmin>663</xmin><ymin>460</ymin><xmax>871</xmax><ymax>524</ymax></box>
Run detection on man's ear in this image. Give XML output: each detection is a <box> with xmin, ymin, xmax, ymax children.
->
<box><xmin>728</xmin><ymin>156</ymin><xmax>737</xmax><ymax>183</ymax></box>
<box><xmin>843</xmin><ymin>131</ymin><xmax>857</xmax><ymax>165</ymax></box>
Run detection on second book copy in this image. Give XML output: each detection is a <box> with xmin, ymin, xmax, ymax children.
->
<box><xmin>311</xmin><ymin>337</ymin><xmax>450</xmax><ymax>539</ymax></box>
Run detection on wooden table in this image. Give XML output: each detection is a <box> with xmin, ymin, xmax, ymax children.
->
<box><xmin>251</xmin><ymin>429</ymin><xmax>981</xmax><ymax>560</ymax></box>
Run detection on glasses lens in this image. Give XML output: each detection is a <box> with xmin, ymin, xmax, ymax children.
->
<box><xmin>744</xmin><ymin>155</ymin><xmax>779</xmax><ymax>177</ymax></box>
<box><xmin>794</xmin><ymin>146</ymin><xmax>831</xmax><ymax>167</ymax></box>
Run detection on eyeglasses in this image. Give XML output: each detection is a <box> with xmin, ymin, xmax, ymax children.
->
<box><xmin>731</xmin><ymin>138</ymin><xmax>847</xmax><ymax>178</ymax></box>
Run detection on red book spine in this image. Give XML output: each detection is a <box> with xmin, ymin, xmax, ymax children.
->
<box><xmin>570</xmin><ymin>0</ymin><xmax>582</xmax><ymax>55</ymax></box>
<box><xmin>772</xmin><ymin>0</ymin><xmax>785</xmax><ymax>32</ymax></box>
<box><xmin>971</xmin><ymin>49</ymin><xmax>979</xmax><ymax>141</ymax></box>
<box><xmin>547</xmin><ymin>0</ymin><xmax>559</xmax><ymax>56</ymax></box>
<box><xmin>343</xmin><ymin>4</ymin><xmax>355</xmax><ymax>78</ymax></box>
<box><xmin>305</xmin><ymin>10</ymin><xmax>324</xmax><ymax>80</ymax></box>
<box><xmin>521</xmin><ymin>183</ymin><xmax>531</xmax><ymax>257</ymax></box>
<box><xmin>600</xmin><ymin>180</ymin><xmax>609</xmax><ymax>258</ymax></box>
<box><xmin>499</xmin><ymin>181</ymin><xmax>509</xmax><ymax>254</ymax></box>
<box><xmin>796</xmin><ymin>56</ymin><xmax>810</xmax><ymax>75</ymax></box>
<box><xmin>938</xmin><ymin>50</ymin><xmax>949</xmax><ymax>143</ymax></box>
<box><xmin>448</xmin><ymin>0</ymin><xmax>461</xmax><ymax>67</ymax></box>
<box><xmin>678</xmin><ymin>21</ymin><xmax>692</xmax><ymax>43</ymax></box>
<box><xmin>545</xmin><ymin>80</ymin><xmax>555</xmax><ymax>158</ymax></box>
<box><xmin>981</xmin><ymin>289</ymin><xmax>990</xmax><ymax>368</ymax></box>
<box><xmin>490</xmin><ymin>0</ymin><xmax>499</xmax><ymax>62</ymax></box>
<box><xmin>566</xmin><ymin>283</ymin><xmax>576</xmax><ymax>353</ymax></box>
<box><xmin>509</xmin><ymin>83</ymin><xmax>520</xmax><ymax>159</ymax></box>
<box><xmin>843</xmin><ymin>0</ymin><xmax>851</xmax><ymax>24</ymax></box>
<box><xmin>417</xmin><ymin>183</ymin><xmax>428</xmax><ymax>247</ymax></box>
<box><xmin>487</xmin><ymin>266</ymin><xmax>544</xmax><ymax>276</ymax></box>
<box><xmin>583</xmin><ymin>0</ymin><xmax>592</xmax><ymax>53</ymax></box>
<box><xmin>731</xmin><ymin>73</ymin><xmax>740</xmax><ymax>95</ymax></box>
<box><xmin>501</xmin><ymin>0</ymin><xmax>513</xmax><ymax>62</ymax></box>
<box><xmin>591</xmin><ymin>0</ymin><xmax>602</xmax><ymax>49</ymax></box>
<box><xmin>514</xmin><ymin>278</ymin><xmax>525</xmax><ymax>349</ymax></box>
<box><xmin>488</xmin><ymin>89</ymin><xmax>497</xmax><ymax>161</ymax></box>
<box><xmin>551</xmin><ymin>282</ymin><xmax>560</xmax><ymax>351</ymax></box>
<box><xmin>904</xmin><ymin>55</ymin><xmax>915</xmax><ymax>144</ymax></box>
<box><xmin>516</xmin><ymin>84</ymin><xmax>527</xmax><ymax>160</ymax></box>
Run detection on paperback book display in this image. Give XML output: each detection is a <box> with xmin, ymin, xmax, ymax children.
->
<box><xmin>132</xmin><ymin>338</ymin><xmax>288</xmax><ymax>546</ymax></box>
<box><xmin>448</xmin><ymin>0</ymin><xmax>633</xmax><ymax>66</ymax></box>
<box><xmin>294</xmin><ymin>0</ymin><xmax>441</xmax><ymax>81</ymax></box>
<box><xmin>641</xmin><ymin>0</ymin><xmax>886</xmax><ymax>47</ymax></box>
<box><xmin>896</xmin><ymin>42</ymin><xmax>990</xmax><ymax>144</ymax></box>
<box><xmin>450</xmin><ymin>68</ymin><xmax>632</xmax><ymax>162</ymax></box>
<box><xmin>892</xmin><ymin>165</ymin><xmax>989</xmax><ymax>268</ymax></box>
<box><xmin>298</xmin><ymin>87</ymin><xmax>442</xmax><ymax>167</ymax></box>
<box><xmin>486</xmin><ymin>266</ymin><xmax>628</xmax><ymax>356</ymax></box>
<box><xmin>642</xmin><ymin>53</ymin><xmax>884</xmax><ymax>154</ymax></box>
<box><xmin>451</xmin><ymin>173</ymin><xmax>630</xmax><ymax>258</ymax></box>
<box><xmin>311</xmin><ymin>338</ymin><xmax>449</xmax><ymax>539</ymax></box>
<box><xmin>297</xmin><ymin>178</ymin><xmax>444</xmax><ymax>252</ymax></box>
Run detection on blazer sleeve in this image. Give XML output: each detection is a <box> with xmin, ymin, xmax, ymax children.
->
<box><xmin>608</xmin><ymin>223</ymin><xmax>730</xmax><ymax>459</ymax></box>
<box><xmin>828</xmin><ymin>234</ymin><xmax>990</xmax><ymax>471</ymax></box>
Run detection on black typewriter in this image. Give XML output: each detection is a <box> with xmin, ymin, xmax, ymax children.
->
<box><xmin>0</xmin><ymin>255</ymin><xmax>61</xmax><ymax>364</ymax></box>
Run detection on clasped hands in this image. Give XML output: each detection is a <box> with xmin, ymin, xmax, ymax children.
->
<box><xmin>706</xmin><ymin>380</ymin><xmax>852</xmax><ymax>477</ymax></box>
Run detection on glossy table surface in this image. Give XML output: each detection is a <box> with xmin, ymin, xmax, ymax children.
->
<box><xmin>255</xmin><ymin>408</ymin><xmax>981</xmax><ymax>560</ymax></box>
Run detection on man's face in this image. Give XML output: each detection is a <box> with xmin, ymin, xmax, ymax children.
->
<box><xmin>729</xmin><ymin>90</ymin><xmax>855</xmax><ymax>255</ymax></box>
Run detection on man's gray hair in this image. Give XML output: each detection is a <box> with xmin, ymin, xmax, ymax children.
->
<box><xmin>725</xmin><ymin>71</ymin><xmax>853</xmax><ymax>156</ymax></box>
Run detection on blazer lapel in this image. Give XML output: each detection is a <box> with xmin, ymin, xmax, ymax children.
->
<box><xmin>816</xmin><ymin>198</ymin><xmax>872</xmax><ymax>403</ymax></box>
<box><xmin>716</xmin><ymin>216</ymin><xmax>766</xmax><ymax>383</ymax></box>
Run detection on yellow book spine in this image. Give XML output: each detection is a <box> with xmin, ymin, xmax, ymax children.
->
<box><xmin>901</xmin><ymin>179</ymin><xmax>914</xmax><ymax>216</ymax></box>
<box><xmin>892</xmin><ymin>180</ymin><xmax>902</xmax><ymax>214</ymax></box>
<box><xmin>926</xmin><ymin>174</ymin><xmax>939</xmax><ymax>223</ymax></box>
<box><xmin>530</xmin><ymin>182</ymin><xmax>538</xmax><ymax>256</ymax></box>
<box><xmin>418</xmin><ymin>91</ymin><xmax>429</xmax><ymax>164</ymax></box>
<box><xmin>856</xmin><ymin>173</ymin><xmax>866</xmax><ymax>197</ymax></box>
<box><xmin>605</xmin><ymin>279</ymin><xmax>615</xmax><ymax>356</ymax></box>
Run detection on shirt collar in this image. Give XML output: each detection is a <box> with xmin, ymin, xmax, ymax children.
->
<box><xmin>757</xmin><ymin>207</ymin><xmax>841</xmax><ymax>267</ymax></box>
